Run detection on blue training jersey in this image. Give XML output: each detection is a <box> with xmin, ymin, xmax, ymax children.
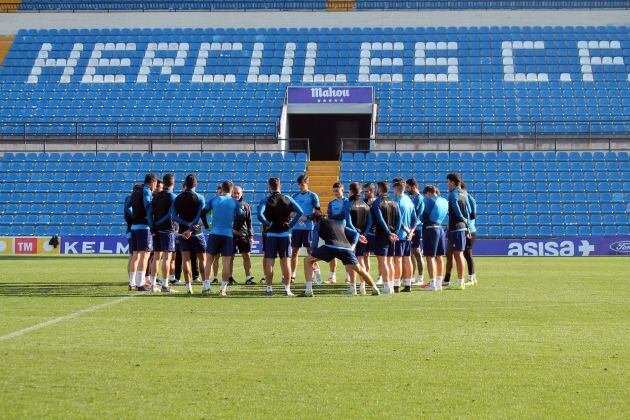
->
<box><xmin>292</xmin><ymin>191</ymin><xmax>320</xmax><ymax>231</ymax></box>
<box><xmin>423</xmin><ymin>196</ymin><xmax>449</xmax><ymax>225</ymax></box>
<box><xmin>327</xmin><ymin>197</ymin><xmax>352</xmax><ymax>228</ymax></box>
<box><xmin>410</xmin><ymin>193</ymin><xmax>425</xmax><ymax>232</ymax></box>
<box><xmin>467</xmin><ymin>193</ymin><xmax>477</xmax><ymax>233</ymax></box>
<box><xmin>394</xmin><ymin>194</ymin><xmax>418</xmax><ymax>240</ymax></box>
<box><xmin>203</xmin><ymin>195</ymin><xmax>243</xmax><ymax>237</ymax></box>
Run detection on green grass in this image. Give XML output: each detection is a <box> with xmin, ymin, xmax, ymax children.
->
<box><xmin>0</xmin><ymin>255</ymin><xmax>628</xmax><ymax>419</ymax></box>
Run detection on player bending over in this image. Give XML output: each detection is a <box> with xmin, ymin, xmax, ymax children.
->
<box><xmin>303</xmin><ymin>210</ymin><xmax>380</xmax><ymax>297</ymax></box>
<box><xmin>257</xmin><ymin>177</ymin><xmax>304</xmax><ymax>297</ymax></box>
<box><xmin>149</xmin><ymin>173</ymin><xmax>177</xmax><ymax>292</ymax></box>
<box><xmin>201</xmin><ymin>180</ymin><xmax>243</xmax><ymax>296</ymax></box>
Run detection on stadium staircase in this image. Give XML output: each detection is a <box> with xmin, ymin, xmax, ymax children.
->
<box><xmin>0</xmin><ymin>0</ymin><xmax>20</xmax><ymax>12</ymax></box>
<box><xmin>306</xmin><ymin>160</ymin><xmax>340</xmax><ymax>212</ymax></box>
<box><xmin>0</xmin><ymin>36</ymin><xmax>14</xmax><ymax>65</ymax></box>
<box><xmin>327</xmin><ymin>0</ymin><xmax>354</xmax><ymax>11</ymax></box>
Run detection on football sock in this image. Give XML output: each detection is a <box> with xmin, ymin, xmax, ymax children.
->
<box><xmin>161</xmin><ymin>279</ymin><xmax>168</xmax><ymax>287</ymax></box>
<box><xmin>443</xmin><ymin>273</ymin><xmax>451</xmax><ymax>283</ymax></box>
<box><xmin>429</xmin><ymin>279</ymin><xmax>436</xmax><ymax>287</ymax></box>
<box><xmin>284</xmin><ymin>284</ymin><xmax>291</xmax><ymax>293</ymax></box>
<box><xmin>136</xmin><ymin>271</ymin><xmax>145</xmax><ymax>287</ymax></box>
<box><xmin>359</xmin><ymin>283</ymin><xmax>366</xmax><ymax>294</ymax></box>
<box><xmin>404</xmin><ymin>278</ymin><xmax>412</xmax><ymax>287</ymax></box>
<box><xmin>150</xmin><ymin>276</ymin><xmax>157</xmax><ymax>287</ymax></box>
<box><xmin>220</xmin><ymin>281</ymin><xmax>228</xmax><ymax>292</ymax></box>
<box><xmin>417</xmin><ymin>275</ymin><xmax>424</xmax><ymax>283</ymax></box>
<box><xmin>305</xmin><ymin>281</ymin><xmax>313</xmax><ymax>293</ymax></box>
<box><xmin>202</xmin><ymin>280</ymin><xmax>211</xmax><ymax>291</ymax></box>
<box><xmin>186</xmin><ymin>283</ymin><xmax>193</xmax><ymax>293</ymax></box>
<box><xmin>437</xmin><ymin>276</ymin><xmax>443</xmax><ymax>288</ymax></box>
<box><xmin>266</xmin><ymin>285</ymin><xmax>273</xmax><ymax>293</ymax></box>
<box><xmin>394</xmin><ymin>279</ymin><xmax>400</xmax><ymax>287</ymax></box>
<box><xmin>129</xmin><ymin>272</ymin><xmax>136</xmax><ymax>286</ymax></box>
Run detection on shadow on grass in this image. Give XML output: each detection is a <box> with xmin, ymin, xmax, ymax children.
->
<box><xmin>0</xmin><ymin>282</ymin><xmax>355</xmax><ymax>299</ymax></box>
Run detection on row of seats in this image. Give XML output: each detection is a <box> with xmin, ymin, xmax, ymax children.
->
<box><xmin>1</xmin><ymin>26</ymin><xmax>629</xmax><ymax>137</ymax></box>
<box><xmin>1</xmin><ymin>151</ymin><xmax>308</xmax><ymax>162</ymax></box>
<box><xmin>16</xmin><ymin>0</ymin><xmax>628</xmax><ymax>10</ymax></box>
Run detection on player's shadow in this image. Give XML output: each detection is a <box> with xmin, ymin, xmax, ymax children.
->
<box><xmin>0</xmin><ymin>282</ymin><xmax>130</xmax><ymax>298</ymax></box>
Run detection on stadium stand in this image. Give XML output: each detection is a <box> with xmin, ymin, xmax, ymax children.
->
<box><xmin>0</xmin><ymin>26</ymin><xmax>629</xmax><ymax>137</ymax></box>
<box><xmin>0</xmin><ymin>151</ymin><xmax>308</xmax><ymax>237</ymax></box>
<box><xmin>12</xmin><ymin>0</ymin><xmax>630</xmax><ymax>11</ymax></box>
<box><xmin>0</xmin><ymin>150</ymin><xmax>627</xmax><ymax>238</ymax></box>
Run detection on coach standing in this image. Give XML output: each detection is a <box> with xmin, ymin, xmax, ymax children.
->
<box><xmin>229</xmin><ymin>185</ymin><xmax>255</xmax><ymax>285</ymax></box>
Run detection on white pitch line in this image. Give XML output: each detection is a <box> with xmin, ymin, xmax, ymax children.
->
<box><xmin>0</xmin><ymin>296</ymin><xmax>135</xmax><ymax>342</ymax></box>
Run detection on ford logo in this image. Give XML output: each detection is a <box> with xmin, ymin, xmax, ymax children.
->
<box><xmin>609</xmin><ymin>241</ymin><xmax>630</xmax><ymax>253</ymax></box>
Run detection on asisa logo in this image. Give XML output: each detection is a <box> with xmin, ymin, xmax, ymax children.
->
<box><xmin>508</xmin><ymin>240</ymin><xmax>595</xmax><ymax>256</ymax></box>
<box><xmin>609</xmin><ymin>241</ymin><xmax>630</xmax><ymax>253</ymax></box>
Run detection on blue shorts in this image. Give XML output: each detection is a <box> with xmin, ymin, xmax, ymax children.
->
<box><xmin>291</xmin><ymin>230</ymin><xmax>312</xmax><ymax>249</ymax></box>
<box><xmin>127</xmin><ymin>233</ymin><xmax>135</xmax><ymax>255</ymax></box>
<box><xmin>312</xmin><ymin>246</ymin><xmax>359</xmax><ymax>266</ymax></box>
<box><xmin>354</xmin><ymin>240</ymin><xmax>368</xmax><ymax>257</ymax></box>
<box><xmin>423</xmin><ymin>226</ymin><xmax>446</xmax><ymax>257</ymax></box>
<box><xmin>206</xmin><ymin>234</ymin><xmax>234</xmax><ymax>257</ymax></box>
<box><xmin>264</xmin><ymin>236</ymin><xmax>290</xmax><ymax>259</ymax></box>
<box><xmin>411</xmin><ymin>230</ymin><xmax>422</xmax><ymax>248</ymax></box>
<box><xmin>366</xmin><ymin>235</ymin><xmax>376</xmax><ymax>254</ymax></box>
<box><xmin>449</xmin><ymin>230</ymin><xmax>467</xmax><ymax>252</ymax></box>
<box><xmin>373</xmin><ymin>235</ymin><xmax>395</xmax><ymax>257</ymax></box>
<box><xmin>394</xmin><ymin>240</ymin><xmax>411</xmax><ymax>257</ymax></box>
<box><xmin>154</xmin><ymin>232</ymin><xmax>176</xmax><ymax>252</ymax></box>
<box><xmin>130</xmin><ymin>229</ymin><xmax>152</xmax><ymax>252</ymax></box>
<box><xmin>179</xmin><ymin>234</ymin><xmax>206</xmax><ymax>254</ymax></box>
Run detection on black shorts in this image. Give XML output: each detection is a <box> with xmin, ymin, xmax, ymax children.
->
<box><xmin>233</xmin><ymin>235</ymin><xmax>251</xmax><ymax>254</ymax></box>
<box><xmin>411</xmin><ymin>229</ymin><xmax>422</xmax><ymax>248</ymax></box>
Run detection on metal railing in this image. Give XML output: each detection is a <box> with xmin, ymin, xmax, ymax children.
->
<box><xmin>3</xmin><ymin>0</ymin><xmax>627</xmax><ymax>12</ymax></box>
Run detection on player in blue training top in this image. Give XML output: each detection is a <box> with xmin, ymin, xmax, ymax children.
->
<box><xmin>302</xmin><ymin>210</ymin><xmax>380</xmax><ymax>297</ymax></box>
<box><xmin>326</xmin><ymin>182</ymin><xmax>354</xmax><ymax>284</ymax></box>
<box><xmin>393</xmin><ymin>181</ymin><xmax>418</xmax><ymax>293</ymax></box>
<box><xmin>201</xmin><ymin>180</ymin><xmax>243</xmax><ymax>296</ymax></box>
<box><xmin>149</xmin><ymin>173</ymin><xmax>177</xmax><ymax>293</ymax></box>
<box><xmin>420</xmin><ymin>184</ymin><xmax>449</xmax><ymax>292</ymax></box>
<box><xmin>406</xmin><ymin>178</ymin><xmax>426</xmax><ymax>286</ymax></box>
<box><xmin>462</xmin><ymin>182</ymin><xmax>477</xmax><ymax>286</ymax></box>
<box><xmin>370</xmin><ymin>181</ymin><xmax>401</xmax><ymax>294</ymax></box>
<box><xmin>172</xmin><ymin>173</ymin><xmax>207</xmax><ymax>295</ymax></box>
<box><xmin>290</xmin><ymin>175</ymin><xmax>322</xmax><ymax>285</ymax></box>
<box><xmin>257</xmin><ymin>177</ymin><xmax>303</xmax><ymax>297</ymax></box>
<box><xmin>445</xmin><ymin>173</ymin><xmax>471</xmax><ymax>290</ymax></box>
<box><xmin>126</xmin><ymin>173</ymin><xmax>158</xmax><ymax>292</ymax></box>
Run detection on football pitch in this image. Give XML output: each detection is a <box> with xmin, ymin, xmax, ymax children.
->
<box><xmin>0</xmin><ymin>256</ymin><xmax>628</xmax><ymax>418</ymax></box>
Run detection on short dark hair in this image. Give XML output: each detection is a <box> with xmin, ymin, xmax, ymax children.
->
<box><xmin>216</xmin><ymin>185</ymin><xmax>222</xmax><ymax>191</ymax></box>
<box><xmin>393</xmin><ymin>182</ymin><xmax>404</xmax><ymax>192</ymax></box>
<box><xmin>423</xmin><ymin>184</ymin><xmax>438</xmax><ymax>195</ymax></box>
<box><xmin>163</xmin><ymin>173</ymin><xmax>174</xmax><ymax>188</ymax></box>
<box><xmin>406</xmin><ymin>178</ymin><xmax>418</xmax><ymax>188</ymax></box>
<box><xmin>268</xmin><ymin>177</ymin><xmax>280</xmax><ymax>190</ymax></box>
<box><xmin>363</xmin><ymin>182</ymin><xmax>375</xmax><ymax>190</ymax></box>
<box><xmin>349</xmin><ymin>182</ymin><xmax>361</xmax><ymax>195</ymax></box>
<box><xmin>184</xmin><ymin>173</ymin><xmax>197</xmax><ymax>189</ymax></box>
<box><xmin>144</xmin><ymin>173</ymin><xmax>157</xmax><ymax>185</ymax></box>
<box><xmin>447</xmin><ymin>172</ymin><xmax>462</xmax><ymax>186</ymax></box>
<box><xmin>156</xmin><ymin>180</ymin><xmax>163</xmax><ymax>186</ymax></box>
<box><xmin>312</xmin><ymin>209</ymin><xmax>325</xmax><ymax>223</ymax></box>
<box><xmin>332</xmin><ymin>182</ymin><xmax>343</xmax><ymax>189</ymax></box>
<box><xmin>377</xmin><ymin>181</ymin><xmax>389</xmax><ymax>194</ymax></box>
<box><xmin>392</xmin><ymin>177</ymin><xmax>403</xmax><ymax>184</ymax></box>
<box><xmin>221</xmin><ymin>180</ymin><xmax>233</xmax><ymax>193</ymax></box>
<box><xmin>297</xmin><ymin>174</ymin><xmax>309</xmax><ymax>184</ymax></box>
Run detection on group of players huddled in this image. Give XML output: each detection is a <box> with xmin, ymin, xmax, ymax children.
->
<box><xmin>124</xmin><ymin>171</ymin><xmax>477</xmax><ymax>297</ymax></box>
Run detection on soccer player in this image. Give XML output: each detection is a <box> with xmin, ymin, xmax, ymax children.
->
<box><xmin>445</xmin><ymin>173</ymin><xmax>471</xmax><ymax>290</ymax></box>
<box><xmin>303</xmin><ymin>210</ymin><xmax>380</xmax><ymax>297</ymax></box>
<box><xmin>172</xmin><ymin>174</ymin><xmax>207</xmax><ymax>295</ymax></box>
<box><xmin>392</xmin><ymin>182</ymin><xmax>418</xmax><ymax>293</ymax></box>
<box><xmin>145</xmin><ymin>179</ymin><xmax>163</xmax><ymax>287</ymax></box>
<box><xmin>420</xmin><ymin>185</ymin><xmax>448</xmax><ymax>291</ymax></box>
<box><xmin>124</xmin><ymin>183</ymin><xmax>142</xmax><ymax>288</ymax></box>
<box><xmin>345</xmin><ymin>182</ymin><xmax>371</xmax><ymax>295</ymax></box>
<box><xmin>406</xmin><ymin>178</ymin><xmax>425</xmax><ymax>285</ymax></box>
<box><xmin>290</xmin><ymin>175</ymin><xmax>322</xmax><ymax>285</ymax></box>
<box><xmin>126</xmin><ymin>173</ymin><xmax>158</xmax><ymax>292</ymax></box>
<box><xmin>370</xmin><ymin>181</ymin><xmax>400</xmax><ymax>294</ymax></box>
<box><xmin>201</xmin><ymin>180</ymin><xmax>243</xmax><ymax>296</ymax></box>
<box><xmin>229</xmin><ymin>185</ymin><xmax>255</xmax><ymax>285</ymax></box>
<box><xmin>148</xmin><ymin>174</ymin><xmax>177</xmax><ymax>292</ymax></box>
<box><xmin>362</xmin><ymin>182</ymin><xmax>379</xmax><ymax>283</ymax></box>
<box><xmin>257</xmin><ymin>177</ymin><xmax>303</xmax><ymax>296</ymax></box>
<box><xmin>444</xmin><ymin>181</ymin><xmax>478</xmax><ymax>287</ymax></box>
<box><xmin>208</xmin><ymin>186</ymin><xmax>223</xmax><ymax>285</ymax></box>
<box><xmin>326</xmin><ymin>182</ymin><xmax>352</xmax><ymax>284</ymax></box>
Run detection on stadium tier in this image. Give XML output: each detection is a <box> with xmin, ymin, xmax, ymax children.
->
<box><xmin>14</xmin><ymin>0</ymin><xmax>630</xmax><ymax>11</ymax></box>
<box><xmin>1</xmin><ymin>26</ymin><xmax>629</xmax><ymax>137</ymax></box>
<box><xmin>0</xmin><ymin>150</ymin><xmax>628</xmax><ymax>238</ymax></box>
